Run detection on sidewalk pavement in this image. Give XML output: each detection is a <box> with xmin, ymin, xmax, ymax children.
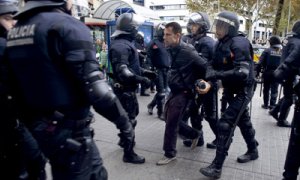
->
<box><xmin>48</xmin><ymin>84</ymin><xmax>297</xmax><ymax>180</ymax></box>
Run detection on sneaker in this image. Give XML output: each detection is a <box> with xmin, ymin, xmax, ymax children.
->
<box><xmin>183</xmin><ymin>137</ymin><xmax>204</xmax><ymax>148</ymax></box>
<box><xmin>147</xmin><ymin>104</ymin><xmax>153</xmax><ymax>115</ymax></box>
<box><xmin>156</xmin><ymin>156</ymin><xmax>176</xmax><ymax>165</ymax></box>
<box><xmin>191</xmin><ymin>137</ymin><xmax>199</xmax><ymax>150</ymax></box>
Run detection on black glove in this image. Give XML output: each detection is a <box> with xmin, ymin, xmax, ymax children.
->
<box><xmin>205</xmin><ymin>70</ymin><xmax>222</xmax><ymax>80</ymax></box>
<box><xmin>142</xmin><ymin>69</ymin><xmax>157</xmax><ymax>80</ymax></box>
<box><xmin>135</xmin><ymin>76</ymin><xmax>151</xmax><ymax>86</ymax></box>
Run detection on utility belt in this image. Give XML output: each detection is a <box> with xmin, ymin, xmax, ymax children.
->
<box><xmin>42</xmin><ymin>111</ymin><xmax>93</xmax><ymax>130</ymax></box>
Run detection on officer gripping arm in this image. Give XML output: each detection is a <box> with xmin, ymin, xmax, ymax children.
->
<box><xmin>206</xmin><ymin>42</ymin><xmax>252</xmax><ymax>83</ymax></box>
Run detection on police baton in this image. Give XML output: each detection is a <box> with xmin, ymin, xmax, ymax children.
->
<box><xmin>278</xmin><ymin>84</ymin><xmax>283</xmax><ymax>102</ymax></box>
<box><xmin>259</xmin><ymin>81</ymin><xmax>263</xmax><ymax>97</ymax></box>
<box><xmin>224</xmin><ymin>84</ymin><xmax>254</xmax><ymax>149</ymax></box>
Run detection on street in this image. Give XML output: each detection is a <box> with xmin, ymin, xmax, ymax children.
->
<box><xmin>48</xmin><ymin>83</ymin><xmax>296</xmax><ymax>180</ymax></box>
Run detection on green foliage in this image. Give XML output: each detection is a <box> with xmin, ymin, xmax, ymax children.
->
<box><xmin>185</xmin><ymin>0</ymin><xmax>300</xmax><ymax>36</ymax></box>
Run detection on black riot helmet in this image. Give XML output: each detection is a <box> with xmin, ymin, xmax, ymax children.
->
<box><xmin>269</xmin><ymin>35</ymin><xmax>281</xmax><ymax>47</ymax></box>
<box><xmin>111</xmin><ymin>12</ymin><xmax>145</xmax><ymax>38</ymax></box>
<box><xmin>188</xmin><ymin>12</ymin><xmax>210</xmax><ymax>34</ymax></box>
<box><xmin>14</xmin><ymin>0</ymin><xmax>67</xmax><ymax>18</ymax></box>
<box><xmin>135</xmin><ymin>31</ymin><xmax>144</xmax><ymax>44</ymax></box>
<box><xmin>0</xmin><ymin>0</ymin><xmax>18</xmax><ymax>16</ymax></box>
<box><xmin>211</xmin><ymin>11</ymin><xmax>240</xmax><ymax>39</ymax></box>
<box><xmin>154</xmin><ymin>22</ymin><xmax>166</xmax><ymax>40</ymax></box>
<box><xmin>292</xmin><ymin>20</ymin><xmax>300</xmax><ymax>36</ymax></box>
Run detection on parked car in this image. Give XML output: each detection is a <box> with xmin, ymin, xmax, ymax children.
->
<box><xmin>252</xmin><ymin>44</ymin><xmax>267</xmax><ymax>84</ymax></box>
<box><xmin>253</xmin><ymin>44</ymin><xmax>267</xmax><ymax>64</ymax></box>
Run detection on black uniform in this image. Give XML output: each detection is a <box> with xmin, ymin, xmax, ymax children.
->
<box><xmin>6</xmin><ymin>6</ymin><xmax>141</xmax><ymax>180</ymax></box>
<box><xmin>135</xmin><ymin>35</ymin><xmax>150</xmax><ymax>96</ymax></box>
<box><xmin>147</xmin><ymin>38</ymin><xmax>170</xmax><ymax>119</ymax></box>
<box><xmin>200</xmin><ymin>26</ymin><xmax>259</xmax><ymax>178</ymax></box>
<box><xmin>0</xmin><ymin>25</ymin><xmax>46</xmax><ymax>180</ymax></box>
<box><xmin>110</xmin><ymin>35</ymin><xmax>150</xmax><ymax>128</ymax></box>
<box><xmin>273</xmin><ymin>26</ymin><xmax>300</xmax><ymax>179</ymax></box>
<box><xmin>257</xmin><ymin>45</ymin><xmax>281</xmax><ymax>109</ymax></box>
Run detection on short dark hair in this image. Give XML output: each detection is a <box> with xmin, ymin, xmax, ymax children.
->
<box><xmin>165</xmin><ymin>22</ymin><xmax>182</xmax><ymax>34</ymax></box>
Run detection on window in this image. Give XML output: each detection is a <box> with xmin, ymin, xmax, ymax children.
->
<box><xmin>259</xmin><ymin>23</ymin><xmax>265</xmax><ymax>27</ymax></box>
<box><xmin>240</xmin><ymin>20</ymin><xmax>243</xmax><ymax>24</ymax></box>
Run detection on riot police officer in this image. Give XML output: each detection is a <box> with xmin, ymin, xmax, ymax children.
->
<box><xmin>181</xmin><ymin>20</ymin><xmax>193</xmax><ymax>43</ymax></box>
<box><xmin>181</xmin><ymin>12</ymin><xmax>218</xmax><ymax>149</ymax></box>
<box><xmin>109</xmin><ymin>13</ymin><xmax>155</xmax><ymax>159</ymax></box>
<box><xmin>0</xmin><ymin>1</ymin><xmax>47</xmax><ymax>179</ymax></box>
<box><xmin>200</xmin><ymin>11</ymin><xmax>259</xmax><ymax>179</ymax></box>
<box><xmin>257</xmin><ymin>35</ymin><xmax>282</xmax><ymax>109</ymax></box>
<box><xmin>147</xmin><ymin>22</ymin><xmax>170</xmax><ymax>120</ymax></box>
<box><xmin>6</xmin><ymin>1</ymin><xmax>144</xmax><ymax>179</ymax></box>
<box><xmin>135</xmin><ymin>31</ymin><xmax>150</xmax><ymax>96</ymax></box>
<box><xmin>273</xmin><ymin>20</ymin><xmax>300</xmax><ymax>180</ymax></box>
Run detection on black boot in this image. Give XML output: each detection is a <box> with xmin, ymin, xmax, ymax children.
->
<box><xmin>123</xmin><ymin>139</ymin><xmax>145</xmax><ymax>164</ymax></box>
<box><xmin>277</xmin><ymin>120</ymin><xmax>291</xmax><ymax>127</ymax></box>
<box><xmin>147</xmin><ymin>104</ymin><xmax>153</xmax><ymax>115</ymax></box>
<box><xmin>200</xmin><ymin>162</ymin><xmax>222</xmax><ymax>179</ymax></box>
<box><xmin>206</xmin><ymin>139</ymin><xmax>217</xmax><ymax>149</ymax></box>
<box><xmin>123</xmin><ymin>150</ymin><xmax>145</xmax><ymax>164</ymax></box>
<box><xmin>269</xmin><ymin>108</ymin><xmax>279</xmax><ymax>121</ymax></box>
<box><xmin>158</xmin><ymin>114</ymin><xmax>164</xmax><ymax>121</ymax></box>
<box><xmin>261</xmin><ymin>104</ymin><xmax>268</xmax><ymax>109</ymax></box>
<box><xmin>200</xmin><ymin>154</ymin><xmax>225</xmax><ymax>179</ymax></box>
<box><xmin>237</xmin><ymin>149</ymin><xmax>259</xmax><ymax>163</ymax></box>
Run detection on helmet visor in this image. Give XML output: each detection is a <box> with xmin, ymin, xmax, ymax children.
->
<box><xmin>211</xmin><ymin>16</ymin><xmax>235</xmax><ymax>39</ymax></box>
<box><xmin>0</xmin><ymin>0</ymin><xmax>18</xmax><ymax>15</ymax></box>
<box><xmin>189</xmin><ymin>13</ymin><xmax>202</xmax><ymax>24</ymax></box>
<box><xmin>130</xmin><ymin>13</ymin><xmax>145</xmax><ymax>30</ymax></box>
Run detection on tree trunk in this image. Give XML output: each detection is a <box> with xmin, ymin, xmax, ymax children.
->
<box><xmin>273</xmin><ymin>0</ymin><xmax>285</xmax><ymax>35</ymax></box>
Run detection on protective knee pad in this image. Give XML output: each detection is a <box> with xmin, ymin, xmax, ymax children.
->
<box><xmin>217</xmin><ymin>121</ymin><xmax>232</xmax><ymax>153</ymax></box>
<box><xmin>217</xmin><ymin>121</ymin><xmax>231</xmax><ymax>133</ymax></box>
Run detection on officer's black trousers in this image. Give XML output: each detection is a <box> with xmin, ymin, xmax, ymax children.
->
<box><xmin>283</xmin><ymin>103</ymin><xmax>300</xmax><ymax>180</ymax></box>
<box><xmin>115</xmin><ymin>90</ymin><xmax>139</xmax><ymax>128</ymax></box>
<box><xmin>263</xmin><ymin>75</ymin><xmax>279</xmax><ymax>107</ymax></box>
<box><xmin>215</xmin><ymin>85</ymin><xmax>257</xmax><ymax>165</ymax></box>
<box><xmin>148</xmin><ymin>68</ymin><xmax>168</xmax><ymax>115</ymax></box>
